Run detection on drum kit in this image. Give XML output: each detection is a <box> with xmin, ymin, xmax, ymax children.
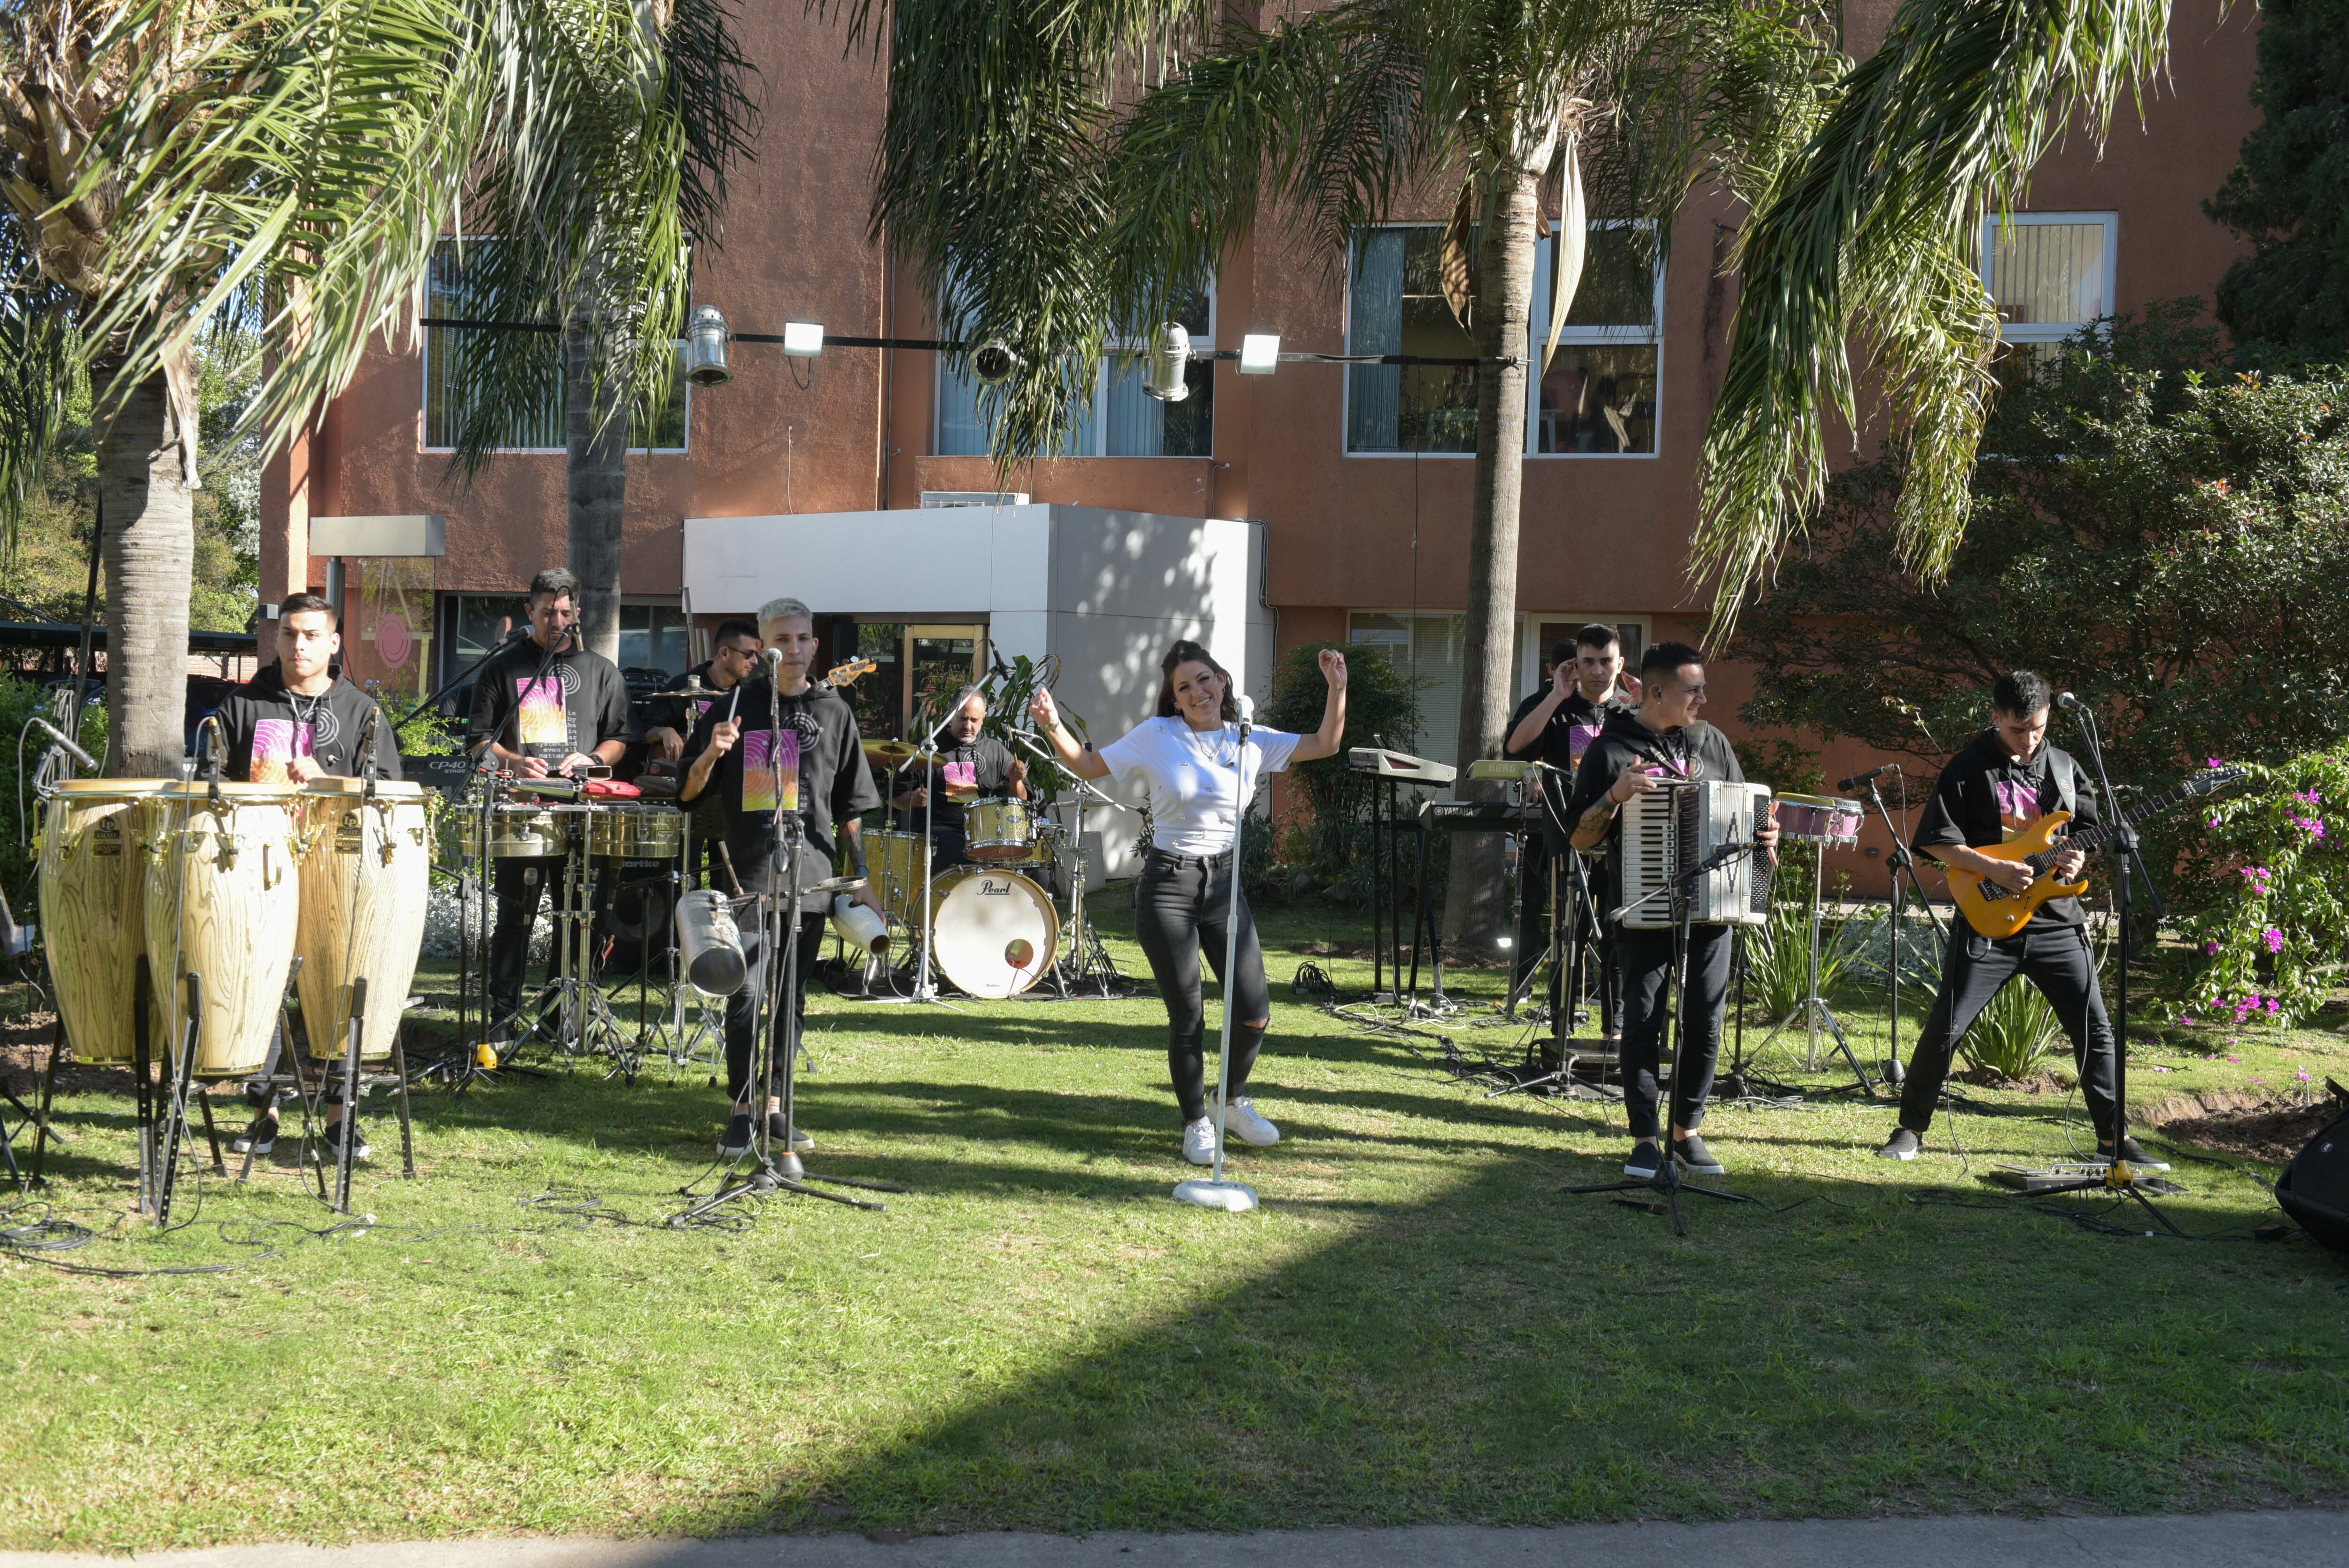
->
<box><xmin>34</xmin><ymin>770</ymin><xmax>429</xmax><ymax>1218</ymax></box>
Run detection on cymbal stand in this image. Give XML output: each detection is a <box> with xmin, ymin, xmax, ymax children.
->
<box><xmin>1008</xmin><ymin>730</ymin><xmax>1125</xmax><ymax>998</ymax></box>
<box><xmin>1564</xmin><ymin>837</ymin><xmax>1764</xmax><ymax>1236</ymax></box>
<box><xmin>1750</xmin><ymin>840</ymin><xmax>1875</xmax><ymax>1096</ymax></box>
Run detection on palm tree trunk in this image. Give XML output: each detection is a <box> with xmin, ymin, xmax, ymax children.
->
<box><xmin>96</xmin><ymin>365</ymin><xmax>195</xmax><ymax>777</ymax></box>
<box><xmin>565</xmin><ymin>310</ymin><xmax>628</xmax><ymax>665</ymax></box>
<box><xmin>1442</xmin><ymin>171</ymin><xmax>1542</xmax><ymax>951</ymax></box>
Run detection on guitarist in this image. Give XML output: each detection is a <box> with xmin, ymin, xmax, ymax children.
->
<box><xmin>1875</xmin><ymin>671</ymin><xmax>2158</xmax><ymax>1167</ymax></box>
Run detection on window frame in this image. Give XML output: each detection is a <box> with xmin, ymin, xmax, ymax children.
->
<box><xmin>419</xmin><ymin>236</ymin><xmax>693</xmax><ymax>456</ymax></box>
<box><xmin>932</xmin><ymin>284</ymin><xmax>1216</xmax><ymax>459</ymax></box>
<box><xmin>1977</xmin><ymin>210</ymin><xmax>2119</xmax><ymax>344</ymax></box>
<box><xmin>1340</xmin><ymin>222</ymin><xmax>1666</xmax><ymax>460</ymax></box>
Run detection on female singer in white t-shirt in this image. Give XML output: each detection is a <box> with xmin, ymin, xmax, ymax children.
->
<box><xmin>1031</xmin><ymin>639</ymin><xmax>1347</xmax><ymax>1165</ymax></box>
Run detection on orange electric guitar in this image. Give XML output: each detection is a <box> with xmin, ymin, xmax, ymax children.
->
<box><xmin>1945</xmin><ymin>765</ymin><xmax>2243</xmax><ymax>938</ymax></box>
<box><xmin>820</xmin><ymin>656</ymin><xmax>877</xmax><ymax>689</ymax></box>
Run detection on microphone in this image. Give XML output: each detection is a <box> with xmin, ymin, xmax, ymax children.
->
<box><xmin>31</xmin><ymin>716</ymin><xmax>96</xmax><ymax>771</ymax></box>
<box><xmin>1837</xmin><ymin>761</ymin><xmax>1898</xmax><ymax>792</ymax></box>
<box><xmin>1236</xmin><ymin>694</ymin><xmax>1254</xmax><ymax>728</ymax></box>
<box><xmin>761</xmin><ymin>645</ymin><xmax>786</xmax><ymax>670</ymax></box>
<box><xmin>2057</xmin><ymin>691</ymin><xmax>2085</xmax><ymax>714</ymax></box>
<box><xmin>989</xmin><ymin>647</ymin><xmax>1011</xmax><ymax>680</ymax></box>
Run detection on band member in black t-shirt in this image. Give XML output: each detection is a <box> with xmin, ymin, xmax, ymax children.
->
<box><xmin>642</xmin><ymin>618</ymin><xmax>761</xmax><ymax>885</ymax></box>
<box><xmin>1564</xmin><ymin>642</ymin><xmax>1778</xmax><ymax>1180</ymax></box>
<box><xmin>682</xmin><ymin>596</ymin><xmax>883</xmax><ymax>1157</ymax></box>
<box><xmin>1874</xmin><ymin>671</ymin><xmax>2154</xmax><ymax>1166</ymax></box>
<box><xmin>1504</xmin><ymin>624</ymin><xmax>1640</xmax><ymax>1035</ymax></box>
<box><xmin>219</xmin><ymin>591</ymin><xmax>400</xmax><ymax>1162</ymax></box>
<box><xmin>466</xmin><ymin>567</ymin><xmax>632</xmax><ymax>1032</ymax></box>
<box><xmin>892</xmin><ymin>690</ymin><xmax>1028</xmax><ymax>869</ymax></box>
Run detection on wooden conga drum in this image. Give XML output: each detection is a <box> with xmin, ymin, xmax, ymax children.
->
<box><xmin>295</xmin><ymin>779</ymin><xmax>431</xmax><ymax>1062</ymax></box>
<box><xmin>140</xmin><ymin>783</ymin><xmax>303</xmax><ymax>1078</ymax></box>
<box><xmin>38</xmin><ymin>779</ymin><xmax>168</xmax><ymax>1063</ymax></box>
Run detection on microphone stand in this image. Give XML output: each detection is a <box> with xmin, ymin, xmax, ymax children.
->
<box><xmin>1006</xmin><ymin>725</ymin><xmax>1127</xmax><ymax>998</ymax></box>
<box><xmin>908</xmin><ymin>673</ymin><xmax>991</xmax><ymax>1004</ymax></box>
<box><xmin>1861</xmin><ymin>771</ymin><xmax>1941</xmax><ymax>1085</ymax></box>
<box><xmin>1174</xmin><ymin>705</ymin><xmax>1260</xmax><ymax>1212</ymax></box>
<box><xmin>2018</xmin><ymin>703</ymin><xmax>2180</xmax><ymax>1231</ymax></box>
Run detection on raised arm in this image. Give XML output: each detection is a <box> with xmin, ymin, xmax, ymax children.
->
<box><xmin>1289</xmin><ymin>648</ymin><xmax>1348</xmax><ymax>762</ymax></box>
<box><xmin>1028</xmin><ymin>688</ymin><xmax>1112</xmax><ymax>781</ymax></box>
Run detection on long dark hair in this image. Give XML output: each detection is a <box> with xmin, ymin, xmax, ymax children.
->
<box><xmin>1154</xmin><ymin>639</ymin><xmax>1239</xmax><ymax>722</ymax></box>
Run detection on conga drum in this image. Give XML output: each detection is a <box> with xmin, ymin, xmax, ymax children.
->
<box><xmin>38</xmin><ymin>779</ymin><xmax>168</xmax><ymax>1063</ymax></box>
<box><xmin>140</xmin><ymin>783</ymin><xmax>302</xmax><ymax>1078</ymax></box>
<box><xmin>296</xmin><ymin>779</ymin><xmax>431</xmax><ymax>1062</ymax></box>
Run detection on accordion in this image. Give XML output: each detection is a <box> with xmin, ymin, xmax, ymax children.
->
<box><xmin>1616</xmin><ymin>780</ymin><xmax>1774</xmax><ymax>929</ymax></box>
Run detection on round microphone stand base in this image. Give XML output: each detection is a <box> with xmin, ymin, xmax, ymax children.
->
<box><xmin>1172</xmin><ymin>1177</ymin><xmax>1258</xmax><ymax>1212</ymax></box>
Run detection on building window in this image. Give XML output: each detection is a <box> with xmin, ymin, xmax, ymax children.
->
<box><xmin>438</xmin><ymin>592</ymin><xmax>528</xmax><ymax>688</ymax></box>
<box><xmin>1347</xmin><ymin>612</ymin><xmax>1528</xmax><ymax>763</ymax></box>
<box><xmin>617</xmin><ymin>603</ymin><xmax>692</xmax><ymax>680</ymax></box>
<box><xmin>936</xmin><ymin>287</ymin><xmax>1213</xmax><ymax>458</ymax></box>
<box><xmin>421</xmin><ymin>239</ymin><xmax>689</xmax><ymax>453</ymax></box>
<box><xmin>1980</xmin><ymin>212</ymin><xmax>2116</xmax><ymax>345</ymax></box>
<box><xmin>1346</xmin><ymin>224</ymin><xmax>1662</xmax><ymax>457</ymax></box>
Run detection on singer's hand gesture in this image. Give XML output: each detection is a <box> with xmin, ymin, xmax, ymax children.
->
<box><xmin>1319</xmin><ymin>647</ymin><xmax>1348</xmax><ymax>691</ymax></box>
<box><xmin>1617</xmin><ymin>670</ymin><xmax>1644</xmax><ymax>706</ymax></box>
<box><xmin>1293</xmin><ymin>648</ymin><xmax>1351</xmax><ymax>763</ymax></box>
<box><xmin>1028</xmin><ymin>689</ymin><xmax>1061</xmax><ymax>732</ymax></box>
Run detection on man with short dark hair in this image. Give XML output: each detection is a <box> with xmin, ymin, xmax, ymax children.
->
<box><xmin>1874</xmin><ymin>670</ymin><xmax>2153</xmax><ymax>1166</ymax></box>
<box><xmin>215</xmin><ymin>590</ymin><xmax>401</xmax><ymax>1160</ymax></box>
<box><xmin>467</xmin><ymin>567</ymin><xmax>632</xmax><ymax>1033</ymax></box>
<box><xmin>1564</xmin><ymin>642</ymin><xmax>1777</xmax><ymax>1179</ymax></box>
<box><xmin>643</xmin><ymin>617</ymin><xmax>763</xmax><ymax>763</ymax></box>
<box><xmin>1504</xmin><ymin>624</ymin><xmax>1640</xmax><ymax>1035</ymax></box>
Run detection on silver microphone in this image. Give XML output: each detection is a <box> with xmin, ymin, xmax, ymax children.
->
<box><xmin>2057</xmin><ymin>691</ymin><xmax>2085</xmax><ymax>713</ymax></box>
<box><xmin>1236</xmin><ymin>695</ymin><xmax>1254</xmax><ymax>724</ymax></box>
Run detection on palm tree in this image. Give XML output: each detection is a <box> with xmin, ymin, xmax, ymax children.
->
<box><xmin>1</xmin><ymin>0</ymin><xmax>754</xmax><ymax>766</ymax></box>
<box><xmin>851</xmin><ymin>0</ymin><xmax>1835</xmax><ymax>941</ymax></box>
<box><xmin>1693</xmin><ymin>0</ymin><xmax>2175</xmax><ymax>634</ymax></box>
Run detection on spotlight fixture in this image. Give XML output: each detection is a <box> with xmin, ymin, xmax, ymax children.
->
<box><xmin>1238</xmin><ymin>333</ymin><xmax>1280</xmax><ymax>374</ymax></box>
<box><xmin>1143</xmin><ymin>322</ymin><xmax>1191</xmax><ymax>402</ymax></box>
<box><xmin>783</xmin><ymin>320</ymin><xmax>825</xmax><ymax>358</ymax></box>
<box><xmin>971</xmin><ymin>339</ymin><xmax>1023</xmax><ymax>386</ymax></box>
<box><xmin>685</xmin><ymin>306</ymin><xmax>732</xmax><ymax>386</ymax></box>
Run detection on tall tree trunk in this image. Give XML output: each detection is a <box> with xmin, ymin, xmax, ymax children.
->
<box><xmin>1443</xmin><ymin>171</ymin><xmax>1542</xmax><ymax>952</ymax></box>
<box><xmin>97</xmin><ymin>366</ymin><xmax>195</xmax><ymax>777</ymax></box>
<box><xmin>566</xmin><ymin>308</ymin><xmax>628</xmax><ymax>665</ymax></box>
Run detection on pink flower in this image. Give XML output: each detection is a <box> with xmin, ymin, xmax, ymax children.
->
<box><xmin>2208</xmin><ymin>757</ymin><xmax>2225</xmax><ymax>768</ymax></box>
<box><xmin>2209</xmin><ymin>816</ymin><xmax>2221</xmax><ymax>829</ymax></box>
<box><xmin>2205</xmin><ymin>939</ymin><xmax>2221</xmax><ymax>955</ymax></box>
<box><xmin>2263</xmin><ymin>927</ymin><xmax>2286</xmax><ymax>953</ymax></box>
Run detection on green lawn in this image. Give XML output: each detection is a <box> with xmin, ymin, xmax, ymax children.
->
<box><xmin>2</xmin><ymin>901</ymin><xmax>2345</xmax><ymax>1551</ymax></box>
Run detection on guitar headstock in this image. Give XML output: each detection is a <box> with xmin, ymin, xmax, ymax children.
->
<box><xmin>824</xmin><ymin>656</ymin><xmax>879</xmax><ymax>688</ymax></box>
<box><xmin>2186</xmin><ymin>765</ymin><xmax>2248</xmax><ymax>797</ymax></box>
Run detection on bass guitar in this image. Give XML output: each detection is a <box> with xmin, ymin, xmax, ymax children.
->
<box><xmin>1945</xmin><ymin>765</ymin><xmax>2244</xmax><ymax>939</ymax></box>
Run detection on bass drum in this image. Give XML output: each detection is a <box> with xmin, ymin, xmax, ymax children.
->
<box><xmin>927</xmin><ymin>865</ymin><xmax>1058</xmax><ymax>1000</ymax></box>
<box><xmin>38</xmin><ymin>779</ymin><xmax>168</xmax><ymax>1063</ymax></box>
<box><xmin>141</xmin><ymin>783</ymin><xmax>303</xmax><ymax>1078</ymax></box>
<box><xmin>295</xmin><ymin>780</ymin><xmax>431</xmax><ymax>1062</ymax></box>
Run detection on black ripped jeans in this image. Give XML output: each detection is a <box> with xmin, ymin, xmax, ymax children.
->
<box><xmin>1898</xmin><ymin>921</ymin><xmax>2120</xmax><ymax>1139</ymax></box>
<box><xmin>1132</xmin><ymin>849</ymin><xmax>1272</xmax><ymax>1124</ymax></box>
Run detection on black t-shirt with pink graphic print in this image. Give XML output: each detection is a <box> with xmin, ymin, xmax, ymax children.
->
<box><xmin>1913</xmin><ymin>728</ymin><xmax>2100</xmax><ymax>927</ymax></box>
<box><xmin>894</xmin><ymin>736</ymin><xmax>1016</xmax><ymax>834</ymax></box>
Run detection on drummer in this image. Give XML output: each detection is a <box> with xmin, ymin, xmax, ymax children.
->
<box><xmin>215</xmin><ymin>591</ymin><xmax>401</xmax><ymax>1162</ymax></box>
<box><xmin>467</xmin><ymin>567</ymin><xmax>632</xmax><ymax>1039</ymax></box>
<box><xmin>680</xmin><ymin>596</ymin><xmax>884</xmax><ymax>1158</ymax></box>
<box><xmin>890</xmin><ymin>690</ymin><xmax>1028</xmax><ymax>869</ymax></box>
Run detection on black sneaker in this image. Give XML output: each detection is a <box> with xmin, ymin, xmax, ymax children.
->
<box><xmin>322</xmin><ymin>1118</ymin><xmax>372</xmax><ymax>1162</ymax></box>
<box><xmin>231</xmin><ymin>1115</ymin><xmax>278</xmax><ymax>1156</ymax></box>
<box><xmin>1672</xmin><ymin>1134</ymin><xmax>1725</xmax><ymax>1175</ymax></box>
<box><xmin>765</xmin><ymin>1112</ymin><xmax>815</xmax><ymax>1154</ymax></box>
<box><xmin>719</xmin><ymin>1110</ymin><xmax>754</xmax><ymax>1157</ymax></box>
<box><xmin>1876</xmin><ymin>1127</ymin><xmax>1923</xmax><ymax>1162</ymax></box>
<box><xmin>2100</xmin><ymin>1135</ymin><xmax>2171</xmax><ymax>1172</ymax></box>
<box><xmin>1623</xmin><ymin>1141</ymin><xmax>1665</xmax><ymax>1179</ymax></box>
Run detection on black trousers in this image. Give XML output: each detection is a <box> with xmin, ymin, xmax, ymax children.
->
<box><xmin>1898</xmin><ymin>922</ymin><xmax>2121</xmax><ymax>1139</ymax></box>
<box><xmin>1132</xmin><ymin>849</ymin><xmax>1272</xmax><ymax>1124</ymax></box>
<box><xmin>721</xmin><ymin>842</ymin><xmax>827</xmax><ymax>1104</ymax></box>
<box><xmin>930</xmin><ymin>823</ymin><xmax>970</xmax><ymax>870</ymax></box>
<box><xmin>488</xmin><ymin>855</ymin><xmax>567</xmax><ymax>1018</ymax></box>
<box><xmin>1618</xmin><ymin>921</ymin><xmax>1736</xmax><ymax>1140</ymax></box>
<box><xmin>1515</xmin><ymin>849</ymin><xmax>1620</xmax><ymax>1033</ymax></box>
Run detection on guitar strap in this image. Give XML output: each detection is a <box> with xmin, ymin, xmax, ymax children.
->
<box><xmin>2047</xmin><ymin>747</ymin><xmax>2078</xmax><ymax>817</ymax></box>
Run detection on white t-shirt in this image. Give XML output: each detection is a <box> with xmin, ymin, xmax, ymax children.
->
<box><xmin>1098</xmin><ymin>716</ymin><xmax>1302</xmax><ymax>856</ymax></box>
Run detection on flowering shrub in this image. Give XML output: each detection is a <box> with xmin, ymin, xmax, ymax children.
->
<box><xmin>2183</xmin><ymin>745</ymin><xmax>2349</xmax><ymax>1026</ymax></box>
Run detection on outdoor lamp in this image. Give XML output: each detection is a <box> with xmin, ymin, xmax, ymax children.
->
<box><xmin>1238</xmin><ymin>333</ymin><xmax>1280</xmax><ymax>374</ymax></box>
<box><xmin>1143</xmin><ymin>322</ymin><xmax>1191</xmax><ymax>402</ymax></box>
<box><xmin>685</xmin><ymin>306</ymin><xmax>732</xmax><ymax>386</ymax></box>
<box><xmin>783</xmin><ymin>320</ymin><xmax>825</xmax><ymax>358</ymax></box>
<box><xmin>972</xmin><ymin>339</ymin><xmax>1023</xmax><ymax>386</ymax></box>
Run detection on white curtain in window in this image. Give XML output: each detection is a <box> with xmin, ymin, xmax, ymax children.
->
<box><xmin>1348</xmin><ymin>230</ymin><xmax>1404</xmax><ymax>451</ymax></box>
<box><xmin>1104</xmin><ymin>356</ymin><xmax>1163</xmax><ymax>457</ymax></box>
<box><xmin>1989</xmin><ymin>222</ymin><xmax>2108</xmax><ymax>327</ymax></box>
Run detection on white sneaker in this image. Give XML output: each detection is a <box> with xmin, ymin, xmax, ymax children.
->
<box><xmin>1182</xmin><ymin>1116</ymin><xmax>1219</xmax><ymax>1166</ymax></box>
<box><xmin>1219</xmin><ymin>1096</ymin><xmax>1280</xmax><ymax>1148</ymax></box>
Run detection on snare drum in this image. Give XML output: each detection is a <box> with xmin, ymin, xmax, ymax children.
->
<box><xmin>588</xmin><ymin>803</ymin><xmax>683</xmax><ymax>860</ymax></box>
<box><xmin>1773</xmin><ymin>792</ymin><xmax>1863</xmax><ymax>847</ymax></box>
<box><xmin>964</xmin><ymin>797</ymin><xmax>1036</xmax><ymax>864</ymax></box>
<box><xmin>451</xmin><ymin>802</ymin><xmax>571</xmax><ymax>859</ymax></box>
<box><xmin>38</xmin><ymin>779</ymin><xmax>168</xmax><ymax>1063</ymax></box>
<box><xmin>296</xmin><ymin>780</ymin><xmax>431</xmax><ymax>1062</ymax></box>
<box><xmin>141</xmin><ymin>783</ymin><xmax>303</xmax><ymax>1079</ymax></box>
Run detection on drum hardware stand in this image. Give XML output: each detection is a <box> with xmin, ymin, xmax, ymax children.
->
<box><xmin>1997</xmin><ymin>701</ymin><xmax>2184</xmax><ymax>1230</ymax></box>
<box><xmin>1860</xmin><ymin>772</ymin><xmax>1940</xmax><ymax>1085</ymax></box>
<box><xmin>1750</xmin><ymin>838</ymin><xmax>1875</xmax><ymax>1097</ymax></box>
<box><xmin>141</xmin><ymin>964</ymin><xmax>205</xmax><ymax>1228</ymax></box>
<box><xmin>901</xmin><ymin>675</ymin><xmax>989</xmax><ymax>1008</ymax></box>
<box><xmin>1175</xmin><ymin>699</ymin><xmax>1260</xmax><ymax>1213</ymax></box>
<box><xmin>1564</xmin><ymin>840</ymin><xmax>1765</xmax><ymax>1236</ymax></box>
<box><xmin>1008</xmin><ymin>732</ymin><xmax>1128</xmax><ymax>999</ymax></box>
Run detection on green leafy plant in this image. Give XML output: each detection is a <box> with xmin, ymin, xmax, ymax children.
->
<box><xmin>1265</xmin><ymin>640</ymin><xmax>1419</xmax><ymax>893</ymax></box>
<box><xmin>2181</xmin><ymin>745</ymin><xmax>2349</xmax><ymax>1029</ymax></box>
<box><xmin>1958</xmin><ymin>979</ymin><xmax>2063</xmax><ymax>1080</ymax></box>
<box><xmin>1742</xmin><ymin>900</ymin><xmax>1871</xmax><ymax>1020</ymax></box>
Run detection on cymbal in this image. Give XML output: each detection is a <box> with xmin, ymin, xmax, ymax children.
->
<box><xmin>863</xmin><ymin>739</ymin><xmax>922</xmax><ymax>766</ymax></box>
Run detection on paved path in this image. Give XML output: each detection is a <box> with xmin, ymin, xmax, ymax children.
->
<box><xmin>5</xmin><ymin>1513</ymin><xmax>2342</xmax><ymax>1568</ymax></box>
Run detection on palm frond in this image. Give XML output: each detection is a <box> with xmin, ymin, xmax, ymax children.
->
<box><xmin>0</xmin><ymin>243</ymin><xmax>81</xmax><ymax>538</ymax></box>
<box><xmin>1695</xmin><ymin>0</ymin><xmax>2173</xmax><ymax>638</ymax></box>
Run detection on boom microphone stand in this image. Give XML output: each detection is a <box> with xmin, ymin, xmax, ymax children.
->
<box><xmin>1175</xmin><ymin>697</ymin><xmax>1261</xmax><ymax>1212</ymax></box>
<box><xmin>1862</xmin><ymin>770</ymin><xmax>1941</xmax><ymax>1083</ymax></box>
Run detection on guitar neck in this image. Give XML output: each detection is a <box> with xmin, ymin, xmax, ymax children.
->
<box><xmin>2050</xmin><ymin>777</ymin><xmax>2206</xmax><ymax>858</ymax></box>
